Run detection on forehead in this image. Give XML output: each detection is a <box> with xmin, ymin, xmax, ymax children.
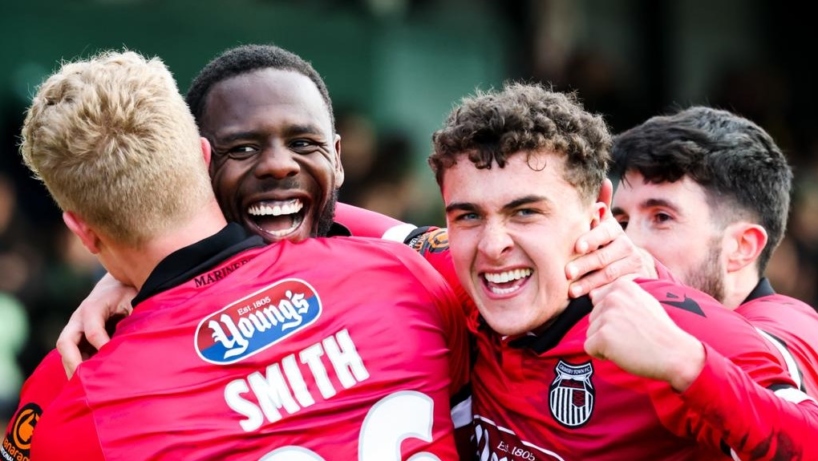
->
<box><xmin>442</xmin><ymin>151</ymin><xmax>577</xmax><ymax>206</ymax></box>
<box><xmin>200</xmin><ymin>68</ymin><xmax>332</xmax><ymax>136</ymax></box>
<box><xmin>613</xmin><ymin>171</ymin><xmax>710</xmax><ymax>211</ymax></box>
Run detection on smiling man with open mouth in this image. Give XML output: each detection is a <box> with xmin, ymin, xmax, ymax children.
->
<box><xmin>192</xmin><ymin>59</ymin><xmax>343</xmax><ymax>243</ymax></box>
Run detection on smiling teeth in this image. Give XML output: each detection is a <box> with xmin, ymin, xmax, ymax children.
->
<box><xmin>484</xmin><ymin>268</ymin><xmax>532</xmax><ymax>284</ymax></box>
<box><xmin>248</xmin><ymin>200</ymin><xmax>303</xmax><ymax>216</ymax></box>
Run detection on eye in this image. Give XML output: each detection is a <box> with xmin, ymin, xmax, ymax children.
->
<box><xmin>515</xmin><ymin>208</ymin><xmax>537</xmax><ymax>217</ymax></box>
<box><xmin>452</xmin><ymin>212</ymin><xmax>480</xmax><ymax>223</ymax></box>
<box><xmin>616</xmin><ymin>218</ymin><xmax>628</xmax><ymax>230</ymax></box>
<box><xmin>219</xmin><ymin>145</ymin><xmax>258</xmax><ymax>160</ymax></box>
<box><xmin>289</xmin><ymin>138</ymin><xmax>325</xmax><ymax>153</ymax></box>
<box><xmin>652</xmin><ymin>212</ymin><xmax>673</xmax><ymax>225</ymax></box>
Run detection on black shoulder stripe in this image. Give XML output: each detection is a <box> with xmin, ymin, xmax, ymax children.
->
<box><xmin>662</xmin><ymin>295</ymin><xmax>706</xmax><ymax>317</ymax></box>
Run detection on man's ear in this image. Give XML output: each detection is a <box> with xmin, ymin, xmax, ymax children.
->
<box><xmin>333</xmin><ymin>133</ymin><xmax>345</xmax><ymax>187</ymax></box>
<box><xmin>589</xmin><ymin>179</ymin><xmax>613</xmax><ymax>228</ymax></box>
<box><xmin>63</xmin><ymin>211</ymin><xmax>101</xmax><ymax>254</ymax></box>
<box><xmin>597</xmin><ymin>178</ymin><xmax>614</xmax><ymax>208</ymax></box>
<box><xmin>200</xmin><ymin>137</ymin><xmax>212</xmax><ymax>168</ymax></box>
<box><xmin>724</xmin><ymin>222</ymin><xmax>768</xmax><ymax>273</ymax></box>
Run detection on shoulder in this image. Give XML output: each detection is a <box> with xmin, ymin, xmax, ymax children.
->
<box><xmin>322</xmin><ymin>235</ymin><xmax>434</xmax><ymax>266</ymax></box>
<box><xmin>636</xmin><ymin>279</ymin><xmax>764</xmax><ymax>347</ymax></box>
<box><xmin>740</xmin><ymin>293</ymin><xmax>817</xmax><ymax>316</ymax></box>
<box><xmin>14</xmin><ymin>349</ymin><xmax>68</xmax><ymax>409</ymax></box>
<box><xmin>3</xmin><ymin>350</ymin><xmax>69</xmax><ymax>460</ymax></box>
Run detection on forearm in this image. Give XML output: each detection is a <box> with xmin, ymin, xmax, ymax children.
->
<box><xmin>683</xmin><ymin>343</ymin><xmax>815</xmax><ymax>460</ymax></box>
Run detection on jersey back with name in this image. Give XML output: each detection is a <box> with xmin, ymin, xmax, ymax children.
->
<box><xmin>31</xmin><ymin>237</ymin><xmax>467</xmax><ymax>461</ymax></box>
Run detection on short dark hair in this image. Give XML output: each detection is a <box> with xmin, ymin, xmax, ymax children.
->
<box><xmin>186</xmin><ymin>44</ymin><xmax>335</xmax><ymax>131</ymax></box>
<box><xmin>430</xmin><ymin>82</ymin><xmax>611</xmax><ymax>202</ymax></box>
<box><xmin>610</xmin><ymin>106</ymin><xmax>792</xmax><ymax>274</ymax></box>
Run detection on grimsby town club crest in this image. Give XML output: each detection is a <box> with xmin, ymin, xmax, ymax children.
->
<box><xmin>549</xmin><ymin>360</ymin><xmax>595</xmax><ymax>427</ymax></box>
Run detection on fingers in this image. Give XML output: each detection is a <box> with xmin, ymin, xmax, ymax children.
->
<box><xmin>567</xmin><ymin>218</ymin><xmax>625</xmax><ymax>279</ymax></box>
<box><xmin>84</xmin><ymin>321</ymin><xmax>112</xmax><ymax>350</ymax></box>
<box><xmin>56</xmin><ymin>321</ymin><xmax>84</xmax><ymax>379</ymax></box>
<box><xmin>583</xmin><ymin>334</ymin><xmax>605</xmax><ymax>360</ymax></box>
<box><xmin>584</xmin><ymin>315</ymin><xmax>611</xmax><ymax>361</ymax></box>
<box><xmin>637</xmin><ymin>248</ymin><xmax>658</xmax><ymax>278</ymax></box>
<box><xmin>588</xmin><ymin>281</ymin><xmax>612</xmax><ymax>305</ymax></box>
<box><xmin>573</xmin><ymin>215</ymin><xmax>621</xmax><ymax>257</ymax></box>
<box><xmin>569</xmin><ymin>249</ymin><xmax>640</xmax><ymax>299</ymax></box>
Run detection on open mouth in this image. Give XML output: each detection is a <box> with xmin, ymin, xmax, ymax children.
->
<box><xmin>247</xmin><ymin>198</ymin><xmax>306</xmax><ymax>239</ymax></box>
<box><xmin>482</xmin><ymin>268</ymin><xmax>533</xmax><ymax>295</ymax></box>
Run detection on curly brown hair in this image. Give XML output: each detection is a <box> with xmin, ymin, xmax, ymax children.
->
<box><xmin>430</xmin><ymin>82</ymin><xmax>611</xmax><ymax>202</ymax></box>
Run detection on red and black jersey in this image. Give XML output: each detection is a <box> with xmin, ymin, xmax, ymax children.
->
<box><xmin>470</xmin><ymin>278</ymin><xmax>815</xmax><ymax>460</ymax></box>
<box><xmin>738</xmin><ymin>278</ymin><xmax>818</xmax><ymax>396</ymax></box>
<box><xmin>12</xmin><ymin>224</ymin><xmax>469</xmax><ymax>461</ymax></box>
<box><xmin>296</xmin><ymin>206</ymin><xmax>818</xmax><ymax>459</ymax></box>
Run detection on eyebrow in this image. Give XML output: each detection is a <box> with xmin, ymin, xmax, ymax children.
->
<box><xmin>444</xmin><ymin>202</ymin><xmax>476</xmax><ymax>214</ymax></box>
<box><xmin>504</xmin><ymin>195</ymin><xmax>549</xmax><ymax>210</ymax></box>
<box><xmin>612</xmin><ymin>198</ymin><xmax>680</xmax><ymax>216</ymax></box>
<box><xmin>445</xmin><ymin>195</ymin><xmax>550</xmax><ymax>214</ymax></box>
<box><xmin>282</xmin><ymin>124</ymin><xmax>325</xmax><ymax>138</ymax></box>
<box><xmin>215</xmin><ymin>131</ymin><xmax>258</xmax><ymax>145</ymax></box>
<box><xmin>214</xmin><ymin>124</ymin><xmax>326</xmax><ymax>145</ymax></box>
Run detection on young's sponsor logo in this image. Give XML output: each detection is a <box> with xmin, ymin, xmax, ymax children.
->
<box><xmin>196</xmin><ymin>279</ymin><xmax>321</xmax><ymax>364</ymax></box>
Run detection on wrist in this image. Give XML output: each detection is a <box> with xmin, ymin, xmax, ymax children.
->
<box><xmin>667</xmin><ymin>335</ymin><xmax>706</xmax><ymax>392</ymax></box>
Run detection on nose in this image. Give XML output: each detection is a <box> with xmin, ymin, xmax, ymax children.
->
<box><xmin>477</xmin><ymin>220</ymin><xmax>513</xmax><ymax>260</ymax></box>
<box><xmin>254</xmin><ymin>142</ymin><xmax>300</xmax><ymax>179</ymax></box>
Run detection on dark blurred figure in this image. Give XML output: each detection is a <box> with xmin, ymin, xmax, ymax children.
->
<box><xmin>1</xmin><ymin>99</ymin><xmax>103</xmax><ymax>384</ymax></box>
<box><xmin>336</xmin><ymin>108</ymin><xmax>379</xmax><ymax>205</ymax></box>
<box><xmin>779</xmin><ymin>157</ymin><xmax>818</xmax><ymax>309</ymax></box>
<box><xmin>710</xmin><ymin>63</ymin><xmax>795</xmax><ymax>160</ymax></box>
<box><xmin>0</xmin><ymin>174</ymin><xmax>32</xmax><ymax>424</ymax></box>
<box><xmin>15</xmin><ymin>226</ymin><xmax>103</xmax><ymax>380</ymax></box>
<box><xmin>354</xmin><ymin>131</ymin><xmax>420</xmax><ymax>223</ymax></box>
<box><xmin>335</xmin><ymin>109</ymin><xmax>425</xmax><ymax>223</ymax></box>
<box><xmin>541</xmin><ymin>48</ymin><xmax>645</xmax><ymax>134</ymax></box>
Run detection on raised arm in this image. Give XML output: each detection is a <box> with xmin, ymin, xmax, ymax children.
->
<box><xmin>56</xmin><ymin>272</ymin><xmax>136</xmax><ymax>377</ymax></box>
<box><xmin>586</xmin><ymin>278</ymin><xmax>817</xmax><ymax>460</ymax></box>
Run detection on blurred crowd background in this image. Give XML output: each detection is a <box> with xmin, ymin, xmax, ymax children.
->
<box><xmin>2</xmin><ymin>0</ymin><xmax>817</xmax><ymax>422</ymax></box>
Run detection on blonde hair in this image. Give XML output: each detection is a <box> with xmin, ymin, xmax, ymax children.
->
<box><xmin>20</xmin><ymin>50</ymin><xmax>213</xmax><ymax>246</ymax></box>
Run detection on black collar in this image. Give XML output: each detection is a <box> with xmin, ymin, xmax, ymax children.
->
<box><xmin>742</xmin><ymin>277</ymin><xmax>776</xmax><ymax>304</ymax></box>
<box><xmin>132</xmin><ymin>223</ymin><xmax>265</xmax><ymax>307</ymax></box>
<box><xmin>131</xmin><ymin>221</ymin><xmax>350</xmax><ymax>307</ymax></box>
<box><xmin>507</xmin><ymin>296</ymin><xmax>594</xmax><ymax>354</ymax></box>
<box><xmin>328</xmin><ymin>222</ymin><xmax>351</xmax><ymax>237</ymax></box>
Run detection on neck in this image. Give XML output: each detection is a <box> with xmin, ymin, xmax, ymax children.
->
<box><xmin>105</xmin><ymin>199</ymin><xmax>228</xmax><ymax>290</ymax></box>
<box><xmin>531</xmin><ymin>297</ymin><xmax>573</xmax><ymax>335</ymax></box>
<box><xmin>722</xmin><ymin>265</ymin><xmax>760</xmax><ymax>310</ymax></box>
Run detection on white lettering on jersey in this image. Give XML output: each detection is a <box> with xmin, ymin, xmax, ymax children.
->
<box><xmin>209</xmin><ymin>291</ymin><xmax>311</xmax><ymax>359</ymax></box>
<box><xmin>224</xmin><ymin>329</ymin><xmax>370</xmax><ymax>432</ymax></box>
<box><xmin>259</xmin><ymin>391</ymin><xmax>440</xmax><ymax>461</ymax></box>
<box><xmin>324</xmin><ymin>328</ymin><xmax>370</xmax><ymax>388</ymax></box>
